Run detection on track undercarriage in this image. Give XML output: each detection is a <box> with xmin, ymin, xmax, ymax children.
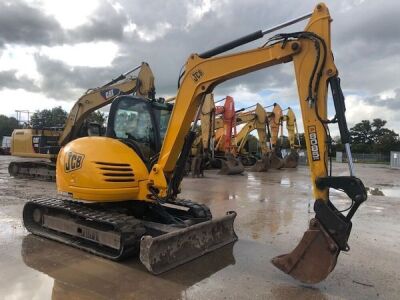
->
<box><xmin>23</xmin><ymin>197</ymin><xmax>237</xmax><ymax>274</ymax></box>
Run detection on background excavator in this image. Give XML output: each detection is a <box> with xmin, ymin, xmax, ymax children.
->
<box><xmin>23</xmin><ymin>3</ymin><xmax>367</xmax><ymax>283</ymax></box>
<box><xmin>190</xmin><ymin>94</ymin><xmax>244</xmax><ymax>176</ymax></box>
<box><xmin>233</xmin><ymin>103</ymin><xmax>269</xmax><ymax>170</ymax></box>
<box><xmin>268</xmin><ymin>103</ymin><xmax>285</xmax><ymax>169</ymax></box>
<box><xmin>9</xmin><ymin>62</ymin><xmax>155</xmax><ymax>181</ymax></box>
<box><xmin>281</xmin><ymin>107</ymin><xmax>301</xmax><ymax>168</ymax></box>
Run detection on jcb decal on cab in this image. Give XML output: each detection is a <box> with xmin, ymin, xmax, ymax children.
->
<box><xmin>308</xmin><ymin>126</ymin><xmax>320</xmax><ymax>161</ymax></box>
<box><xmin>191</xmin><ymin>69</ymin><xmax>204</xmax><ymax>82</ymax></box>
<box><xmin>65</xmin><ymin>151</ymin><xmax>85</xmax><ymax>172</ymax></box>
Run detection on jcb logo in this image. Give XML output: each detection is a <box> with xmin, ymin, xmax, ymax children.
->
<box><xmin>308</xmin><ymin>126</ymin><xmax>320</xmax><ymax>161</ymax></box>
<box><xmin>191</xmin><ymin>69</ymin><xmax>204</xmax><ymax>82</ymax></box>
<box><xmin>65</xmin><ymin>151</ymin><xmax>85</xmax><ymax>172</ymax></box>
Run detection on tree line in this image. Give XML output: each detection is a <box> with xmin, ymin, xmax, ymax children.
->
<box><xmin>0</xmin><ymin>106</ymin><xmax>106</xmax><ymax>137</ymax></box>
<box><xmin>297</xmin><ymin>118</ymin><xmax>400</xmax><ymax>155</ymax></box>
<box><xmin>1</xmin><ymin>107</ymin><xmax>399</xmax><ymax>155</ymax></box>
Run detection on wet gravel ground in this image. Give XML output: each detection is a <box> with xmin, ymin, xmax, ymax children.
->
<box><xmin>0</xmin><ymin>155</ymin><xmax>399</xmax><ymax>299</ymax></box>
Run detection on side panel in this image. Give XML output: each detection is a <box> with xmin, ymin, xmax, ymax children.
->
<box><xmin>57</xmin><ymin>137</ymin><xmax>150</xmax><ymax>202</ymax></box>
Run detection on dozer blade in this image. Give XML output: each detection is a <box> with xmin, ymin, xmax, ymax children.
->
<box><xmin>218</xmin><ymin>159</ymin><xmax>244</xmax><ymax>175</ymax></box>
<box><xmin>140</xmin><ymin>211</ymin><xmax>237</xmax><ymax>274</ymax></box>
<box><xmin>269</xmin><ymin>152</ymin><xmax>284</xmax><ymax>169</ymax></box>
<box><xmin>283</xmin><ymin>150</ymin><xmax>299</xmax><ymax>168</ymax></box>
<box><xmin>271</xmin><ymin>218</ymin><xmax>339</xmax><ymax>284</ymax></box>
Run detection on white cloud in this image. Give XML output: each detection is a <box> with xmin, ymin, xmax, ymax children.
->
<box><xmin>0</xmin><ymin>45</ymin><xmax>40</xmax><ymax>81</ymax></box>
<box><xmin>40</xmin><ymin>42</ymin><xmax>119</xmax><ymax>67</ymax></box>
<box><xmin>185</xmin><ymin>0</ymin><xmax>227</xmax><ymax>29</ymax></box>
<box><xmin>28</xmin><ymin>0</ymin><xmax>100</xmax><ymax>29</ymax></box>
<box><xmin>345</xmin><ymin>94</ymin><xmax>400</xmax><ymax>133</ymax></box>
<box><xmin>0</xmin><ymin>89</ymin><xmax>72</xmax><ymax>119</ymax></box>
<box><xmin>124</xmin><ymin>21</ymin><xmax>172</xmax><ymax>42</ymax></box>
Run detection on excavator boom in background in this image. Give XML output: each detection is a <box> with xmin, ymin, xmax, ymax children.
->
<box><xmin>281</xmin><ymin>107</ymin><xmax>301</xmax><ymax>167</ymax></box>
<box><xmin>23</xmin><ymin>3</ymin><xmax>366</xmax><ymax>283</ymax></box>
<box><xmin>234</xmin><ymin>103</ymin><xmax>269</xmax><ymax>169</ymax></box>
<box><xmin>9</xmin><ymin>63</ymin><xmax>155</xmax><ymax>181</ymax></box>
<box><xmin>191</xmin><ymin>94</ymin><xmax>244</xmax><ymax>176</ymax></box>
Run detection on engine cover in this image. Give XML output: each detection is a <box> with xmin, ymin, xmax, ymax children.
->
<box><xmin>57</xmin><ymin>137</ymin><xmax>149</xmax><ymax>202</ymax></box>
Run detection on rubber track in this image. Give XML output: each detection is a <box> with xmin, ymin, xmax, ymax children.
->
<box><xmin>23</xmin><ymin>197</ymin><xmax>145</xmax><ymax>260</ymax></box>
<box><xmin>9</xmin><ymin>161</ymin><xmax>56</xmax><ymax>181</ymax></box>
<box><xmin>23</xmin><ymin>197</ymin><xmax>213</xmax><ymax>260</ymax></box>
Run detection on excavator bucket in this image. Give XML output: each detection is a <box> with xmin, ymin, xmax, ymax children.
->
<box><xmin>140</xmin><ymin>211</ymin><xmax>237</xmax><ymax>274</ymax></box>
<box><xmin>269</xmin><ymin>152</ymin><xmax>285</xmax><ymax>169</ymax></box>
<box><xmin>250</xmin><ymin>154</ymin><xmax>270</xmax><ymax>172</ymax></box>
<box><xmin>218</xmin><ymin>154</ymin><xmax>244</xmax><ymax>175</ymax></box>
<box><xmin>271</xmin><ymin>218</ymin><xmax>339</xmax><ymax>284</ymax></box>
<box><xmin>283</xmin><ymin>150</ymin><xmax>299</xmax><ymax>168</ymax></box>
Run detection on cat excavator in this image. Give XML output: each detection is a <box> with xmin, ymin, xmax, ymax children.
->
<box><xmin>23</xmin><ymin>3</ymin><xmax>367</xmax><ymax>283</ymax></box>
<box><xmin>281</xmin><ymin>107</ymin><xmax>301</xmax><ymax>168</ymax></box>
<box><xmin>9</xmin><ymin>63</ymin><xmax>155</xmax><ymax>181</ymax></box>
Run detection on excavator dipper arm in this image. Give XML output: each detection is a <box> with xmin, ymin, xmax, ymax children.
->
<box><xmin>59</xmin><ymin>62</ymin><xmax>155</xmax><ymax>146</ymax></box>
<box><xmin>149</xmin><ymin>3</ymin><xmax>367</xmax><ymax>283</ymax></box>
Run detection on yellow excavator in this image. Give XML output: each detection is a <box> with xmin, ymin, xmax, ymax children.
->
<box><xmin>267</xmin><ymin>103</ymin><xmax>286</xmax><ymax>169</ymax></box>
<box><xmin>281</xmin><ymin>107</ymin><xmax>301</xmax><ymax>168</ymax></box>
<box><xmin>9</xmin><ymin>63</ymin><xmax>155</xmax><ymax>181</ymax></box>
<box><xmin>23</xmin><ymin>4</ymin><xmax>367</xmax><ymax>283</ymax></box>
<box><xmin>233</xmin><ymin>103</ymin><xmax>270</xmax><ymax>170</ymax></box>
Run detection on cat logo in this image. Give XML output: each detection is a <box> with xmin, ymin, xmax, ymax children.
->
<box><xmin>101</xmin><ymin>88</ymin><xmax>120</xmax><ymax>100</ymax></box>
<box><xmin>65</xmin><ymin>151</ymin><xmax>85</xmax><ymax>173</ymax></box>
<box><xmin>308</xmin><ymin>126</ymin><xmax>320</xmax><ymax>161</ymax></box>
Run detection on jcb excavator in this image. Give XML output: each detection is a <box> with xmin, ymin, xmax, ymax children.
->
<box><xmin>233</xmin><ymin>103</ymin><xmax>269</xmax><ymax>169</ymax></box>
<box><xmin>9</xmin><ymin>63</ymin><xmax>155</xmax><ymax>181</ymax></box>
<box><xmin>191</xmin><ymin>94</ymin><xmax>244</xmax><ymax>175</ymax></box>
<box><xmin>23</xmin><ymin>3</ymin><xmax>367</xmax><ymax>283</ymax></box>
<box><xmin>281</xmin><ymin>107</ymin><xmax>301</xmax><ymax>168</ymax></box>
<box><xmin>268</xmin><ymin>103</ymin><xmax>285</xmax><ymax>169</ymax></box>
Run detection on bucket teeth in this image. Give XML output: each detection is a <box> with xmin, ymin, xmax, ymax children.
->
<box><xmin>140</xmin><ymin>211</ymin><xmax>237</xmax><ymax>274</ymax></box>
<box><xmin>271</xmin><ymin>218</ymin><xmax>339</xmax><ymax>284</ymax></box>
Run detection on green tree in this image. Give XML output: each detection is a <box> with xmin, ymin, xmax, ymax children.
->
<box><xmin>349</xmin><ymin>118</ymin><xmax>399</xmax><ymax>154</ymax></box>
<box><xmin>87</xmin><ymin>111</ymin><xmax>106</xmax><ymax>126</ymax></box>
<box><xmin>350</xmin><ymin>120</ymin><xmax>373</xmax><ymax>144</ymax></box>
<box><xmin>0</xmin><ymin>115</ymin><xmax>20</xmax><ymax>137</ymax></box>
<box><xmin>31</xmin><ymin>106</ymin><xmax>67</xmax><ymax>128</ymax></box>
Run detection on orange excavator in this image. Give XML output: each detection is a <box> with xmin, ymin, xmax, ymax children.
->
<box><xmin>191</xmin><ymin>94</ymin><xmax>244</xmax><ymax>176</ymax></box>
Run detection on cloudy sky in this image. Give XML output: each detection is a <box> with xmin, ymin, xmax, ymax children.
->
<box><xmin>0</xmin><ymin>0</ymin><xmax>399</xmax><ymax>136</ymax></box>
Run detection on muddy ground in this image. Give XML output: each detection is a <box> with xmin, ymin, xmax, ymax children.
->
<box><xmin>0</xmin><ymin>155</ymin><xmax>399</xmax><ymax>299</ymax></box>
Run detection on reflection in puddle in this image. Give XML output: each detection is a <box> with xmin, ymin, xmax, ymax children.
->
<box><xmin>280</xmin><ymin>177</ymin><xmax>291</xmax><ymax>187</ymax></box>
<box><xmin>21</xmin><ymin>235</ymin><xmax>236</xmax><ymax>300</ymax></box>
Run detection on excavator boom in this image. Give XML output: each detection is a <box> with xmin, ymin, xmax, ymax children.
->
<box><xmin>148</xmin><ymin>3</ymin><xmax>366</xmax><ymax>283</ymax></box>
<box><xmin>9</xmin><ymin>63</ymin><xmax>155</xmax><ymax>180</ymax></box>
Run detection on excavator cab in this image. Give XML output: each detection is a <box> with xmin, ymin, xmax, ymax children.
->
<box><xmin>106</xmin><ymin>96</ymin><xmax>173</xmax><ymax>168</ymax></box>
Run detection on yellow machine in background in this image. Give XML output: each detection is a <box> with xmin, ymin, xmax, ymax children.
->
<box><xmin>281</xmin><ymin>107</ymin><xmax>301</xmax><ymax>167</ymax></box>
<box><xmin>9</xmin><ymin>63</ymin><xmax>155</xmax><ymax>180</ymax></box>
<box><xmin>267</xmin><ymin>103</ymin><xmax>285</xmax><ymax>169</ymax></box>
<box><xmin>23</xmin><ymin>4</ymin><xmax>367</xmax><ymax>283</ymax></box>
<box><xmin>234</xmin><ymin>103</ymin><xmax>269</xmax><ymax>169</ymax></box>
